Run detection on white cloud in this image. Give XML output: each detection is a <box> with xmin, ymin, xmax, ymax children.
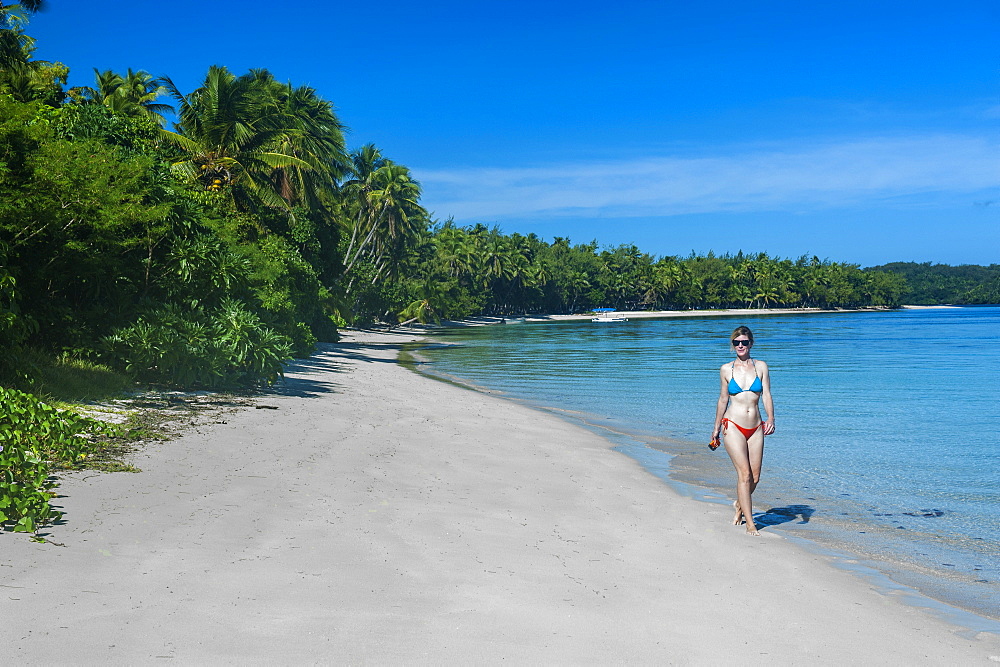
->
<box><xmin>415</xmin><ymin>136</ymin><xmax>1000</xmax><ymax>221</ymax></box>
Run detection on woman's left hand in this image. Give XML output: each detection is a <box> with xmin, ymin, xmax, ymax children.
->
<box><xmin>763</xmin><ymin>420</ymin><xmax>775</xmax><ymax>436</ymax></box>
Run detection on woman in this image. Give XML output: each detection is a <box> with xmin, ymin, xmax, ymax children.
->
<box><xmin>711</xmin><ymin>325</ymin><xmax>775</xmax><ymax>535</ymax></box>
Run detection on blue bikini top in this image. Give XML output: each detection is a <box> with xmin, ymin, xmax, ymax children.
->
<box><xmin>729</xmin><ymin>360</ymin><xmax>762</xmax><ymax>395</ymax></box>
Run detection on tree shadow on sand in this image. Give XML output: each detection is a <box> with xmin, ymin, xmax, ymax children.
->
<box><xmin>261</xmin><ymin>340</ymin><xmax>413</xmax><ymax>398</ymax></box>
<box><xmin>753</xmin><ymin>504</ymin><xmax>815</xmax><ymax>528</ymax></box>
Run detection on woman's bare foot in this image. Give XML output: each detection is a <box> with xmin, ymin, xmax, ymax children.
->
<box><xmin>745</xmin><ymin>524</ymin><xmax>760</xmax><ymax>536</ymax></box>
<box><xmin>732</xmin><ymin>501</ymin><xmax>744</xmax><ymax>525</ymax></box>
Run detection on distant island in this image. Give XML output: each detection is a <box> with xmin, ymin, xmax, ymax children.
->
<box><xmin>866</xmin><ymin>262</ymin><xmax>1000</xmax><ymax>305</ymax></box>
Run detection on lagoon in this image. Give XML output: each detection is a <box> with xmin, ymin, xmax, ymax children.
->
<box><xmin>419</xmin><ymin>306</ymin><xmax>1000</xmax><ymax>622</ymax></box>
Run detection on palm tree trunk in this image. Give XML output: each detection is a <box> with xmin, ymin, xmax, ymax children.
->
<box><xmin>342</xmin><ymin>204</ymin><xmax>368</xmax><ymax>266</ymax></box>
<box><xmin>344</xmin><ymin>206</ymin><xmax>385</xmax><ymax>277</ymax></box>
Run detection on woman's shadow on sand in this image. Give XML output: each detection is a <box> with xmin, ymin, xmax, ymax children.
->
<box><xmin>753</xmin><ymin>504</ymin><xmax>815</xmax><ymax>528</ymax></box>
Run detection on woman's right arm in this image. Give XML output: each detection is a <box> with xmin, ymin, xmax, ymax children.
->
<box><xmin>712</xmin><ymin>366</ymin><xmax>728</xmax><ymax>440</ymax></box>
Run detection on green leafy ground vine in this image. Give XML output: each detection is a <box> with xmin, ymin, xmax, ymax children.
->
<box><xmin>0</xmin><ymin>386</ymin><xmax>119</xmax><ymax>532</ymax></box>
<box><xmin>0</xmin><ymin>387</ymin><xmax>254</xmax><ymax>535</ymax></box>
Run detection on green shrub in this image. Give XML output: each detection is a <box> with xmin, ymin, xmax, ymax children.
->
<box><xmin>0</xmin><ymin>386</ymin><xmax>118</xmax><ymax>533</ymax></box>
<box><xmin>241</xmin><ymin>235</ymin><xmax>331</xmax><ymax>353</ymax></box>
<box><xmin>52</xmin><ymin>103</ymin><xmax>161</xmax><ymax>153</ymax></box>
<box><xmin>104</xmin><ymin>299</ymin><xmax>292</xmax><ymax>388</ymax></box>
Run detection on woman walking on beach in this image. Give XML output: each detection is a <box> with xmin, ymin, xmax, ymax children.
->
<box><xmin>712</xmin><ymin>326</ymin><xmax>775</xmax><ymax>535</ymax></box>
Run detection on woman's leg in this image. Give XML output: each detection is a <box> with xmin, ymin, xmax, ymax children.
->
<box><xmin>745</xmin><ymin>428</ymin><xmax>764</xmax><ymax>533</ymax></box>
<box><xmin>724</xmin><ymin>426</ymin><xmax>765</xmax><ymax>535</ymax></box>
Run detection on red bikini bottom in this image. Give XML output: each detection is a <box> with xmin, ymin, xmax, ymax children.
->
<box><xmin>722</xmin><ymin>418</ymin><xmax>764</xmax><ymax>440</ymax></box>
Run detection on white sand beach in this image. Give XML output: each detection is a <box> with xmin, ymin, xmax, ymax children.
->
<box><xmin>523</xmin><ymin>306</ymin><xmax>884</xmax><ymax>323</ymax></box>
<box><xmin>436</xmin><ymin>305</ymin><xmax>955</xmax><ymax>329</ymax></box>
<box><xmin>3</xmin><ymin>330</ymin><xmax>999</xmax><ymax>664</ymax></box>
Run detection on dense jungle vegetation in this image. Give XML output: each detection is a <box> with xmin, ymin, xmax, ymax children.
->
<box><xmin>865</xmin><ymin>262</ymin><xmax>1000</xmax><ymax>305</ymax></box>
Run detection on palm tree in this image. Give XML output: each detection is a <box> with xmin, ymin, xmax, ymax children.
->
<box><xmin>71</xmin><ymin>68</ymin><xmax>173</xmax><ymax>125</ymax></box>
<box><xmin>159</xmin><ymin>66</ymin><xmax>316</xmax><ymax>211</ymax></box>
<box><xmin>728</xmin><ymin>259</ymin><xmax>754</xmax><ymax>308</ymax></box>
<box><xmin>566</xmin><ymin>270</ymin><xmax>591</xmax><ymax>313</ymax></box>
<box><xmin>395</xmin><ymin>277</ymin><xmax>446</xmax><ymax>327</ymax></box>
<box><xmin>751</xmin><ymin>259</ymin><xmax>787</xmax><ymax>308</ymax></box>
<box><xmin>361</xmin><ymin>164</ymin><xmax>424</xmax><ymax>279</ymax></box>
<box><xmin>254</xmin><ymin>72</ymin><xmax>348</xmax><ymax>212</ymax></box>
<box><xmin>340</xmin><ymin>144</ymin><xmax>389</xmax><ymax>262</ymax></box>
<box><xmin>341</xmin><ymin>156</ymin><xmax>425</xmax><ymax>291</ymax></box>
<box><xmin>643</xmin><ymin>260</ymin><xmax>685</xmax><ymax>308</ymax></box>
<box><xmin>0</xmin><ymin>3</ymin><xmax>64</xmax><ymax>104</ymax></box>
<box><xmin>478</xmin><ymin>235</ymin><xmax>516</xmax><ymax>282</ymax></box>
<box><xmin>1</xmin><ymin>3</ymin><xmax>38</xmax><ymax>68</ymax></box>
<box><xmin>434</xmin><ymin>225</ymin><xmax>476</xmax><ymax>278</ymax></box>
<box><xmin>0</xmin><ymin>1</ymin><xmax>44</xmax><ymax>12</ymax></box>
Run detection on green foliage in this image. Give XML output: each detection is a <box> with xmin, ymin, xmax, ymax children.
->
<box><xmin>104</xmin><ymin>299</ymin><xmax>292</xmax><ymax>388</ymax></box>
<box><xmin>383</xmin><ymin>226</ymin><xmax>908</xmax><ymax>318</ymax></box>
<box><xmin>0</xmin><ymin>90</ymin><xmax>333</xmax><ymax>386</ymax></box>
<box><xmin>53</xmin><ymin>101</ymin><xmax>162</xmax><ymax>152</ymax></box>
<box><xmin>160</xmin><ymin>233</ymin><xmax>252</xmax><ymax>309</ymax></box>
<box><xmin>160</xmin><ymin>65</ymin><xmax>347</xmax><ymax>213</ymax></box>
<box><xmin>241</xmin><ymin>234</ymin><xmax>330</xmax><ymax>353</ymax></box>
<box><xmin>343</xmin><ymin>258</ymin><xmax>410</xmax><ymax>325</ymax></box>
<box><xmin>0</xmin><ymin>244</ymin><xmax>35</xmax><ymax>347</ymax></box>
<box><xmin>0</xmin><ymin>8</ymin><xmax>68</xmax><ymax>106</ymax></box>
<box><xmin>963</xmin><ymin>275</ymin><xmax>1000</xmax><ymax>304</ymax></box>
<box><xmin>0</xmin><ymin>96</ymin><xmax>172</xmax><ymax>351</ymax></box>
<box><xmin>867</xmin><ymin>262</ymin><xmax>1000</xmax><ymax>305</ymax></box>
<box><xmin>0</xmin><ymin>386</ymin><xmax>118</xmax><ymax>532</ymax></box>
<box><xmin>66</xmin><ymin>68</ymin><xmax>172</xmax><ymax>127</ymax></box>
<box><xmin>340</xmin><ymin>151</ymin><xmax>426</xmax><ymax>287</ymax></box>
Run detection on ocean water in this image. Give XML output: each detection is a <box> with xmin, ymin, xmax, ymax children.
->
<box><xmin>416</xmin><ymin>307</ymin><xmax>1000</xmax><ymax>623</ymax></box>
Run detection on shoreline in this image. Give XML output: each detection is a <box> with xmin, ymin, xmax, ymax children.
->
<box><xmin>526</xmin><ymin>306</ymin><xmax>882</xmax><ymax>323</ymax></box>
<box><xmin>428</xmin><ymin>304</ymin><xmax>958</xmax><ymax>328</ymax></box>
<box><xmin>3</xmin><ymin>330</ymin><xmax>999</xmax><ymax>662</ymax></box>
<box><xmin>410</xmin><ymin>341</ymin><xmax>1000</xmax><ymax>629</ymax></box>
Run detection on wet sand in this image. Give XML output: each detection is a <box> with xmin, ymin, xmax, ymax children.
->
<box><xmin>3</xmin><ymin>330</ymin><xmax>999</xmax><ymax>663</ymax></box>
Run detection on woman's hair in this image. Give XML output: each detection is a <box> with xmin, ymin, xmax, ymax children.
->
<box><xmin>730</xmin><ymin>325</ymin><xmax>754</xmax><ymax>346</ymax></box>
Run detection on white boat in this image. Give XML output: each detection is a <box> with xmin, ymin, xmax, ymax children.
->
<box><xmin>591</xmin><ymin>308</ymin><xmax>628</xmax><ymax>322</ymax></box>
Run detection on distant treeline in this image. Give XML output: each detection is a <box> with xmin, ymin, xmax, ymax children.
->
<box><xmin>402</xmin><ymin>227</ymin><xmax>906</xmax><ymax>320</ymax></box>
<box><xmin>866</xmin><ymin>263</ymin><xmax>1000</xmax><ymax>305</ymax></box>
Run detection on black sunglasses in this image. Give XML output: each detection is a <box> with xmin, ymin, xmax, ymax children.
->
<box><xmin>732</xmin><ymin>339</ymin><xmax>751</xmax><ymax>347</ymax></box>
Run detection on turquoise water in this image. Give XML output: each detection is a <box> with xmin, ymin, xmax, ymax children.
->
<box><xmin>417</xmin><ymin>307</ymin><xmax>1000</xmax><ymax>622</ymax></box>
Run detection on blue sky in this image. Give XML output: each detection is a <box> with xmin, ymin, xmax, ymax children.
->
<box><xmin>27</xmin><ymin>0</ymin><xmax>999</xmax><ymax>266</ymax></box>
